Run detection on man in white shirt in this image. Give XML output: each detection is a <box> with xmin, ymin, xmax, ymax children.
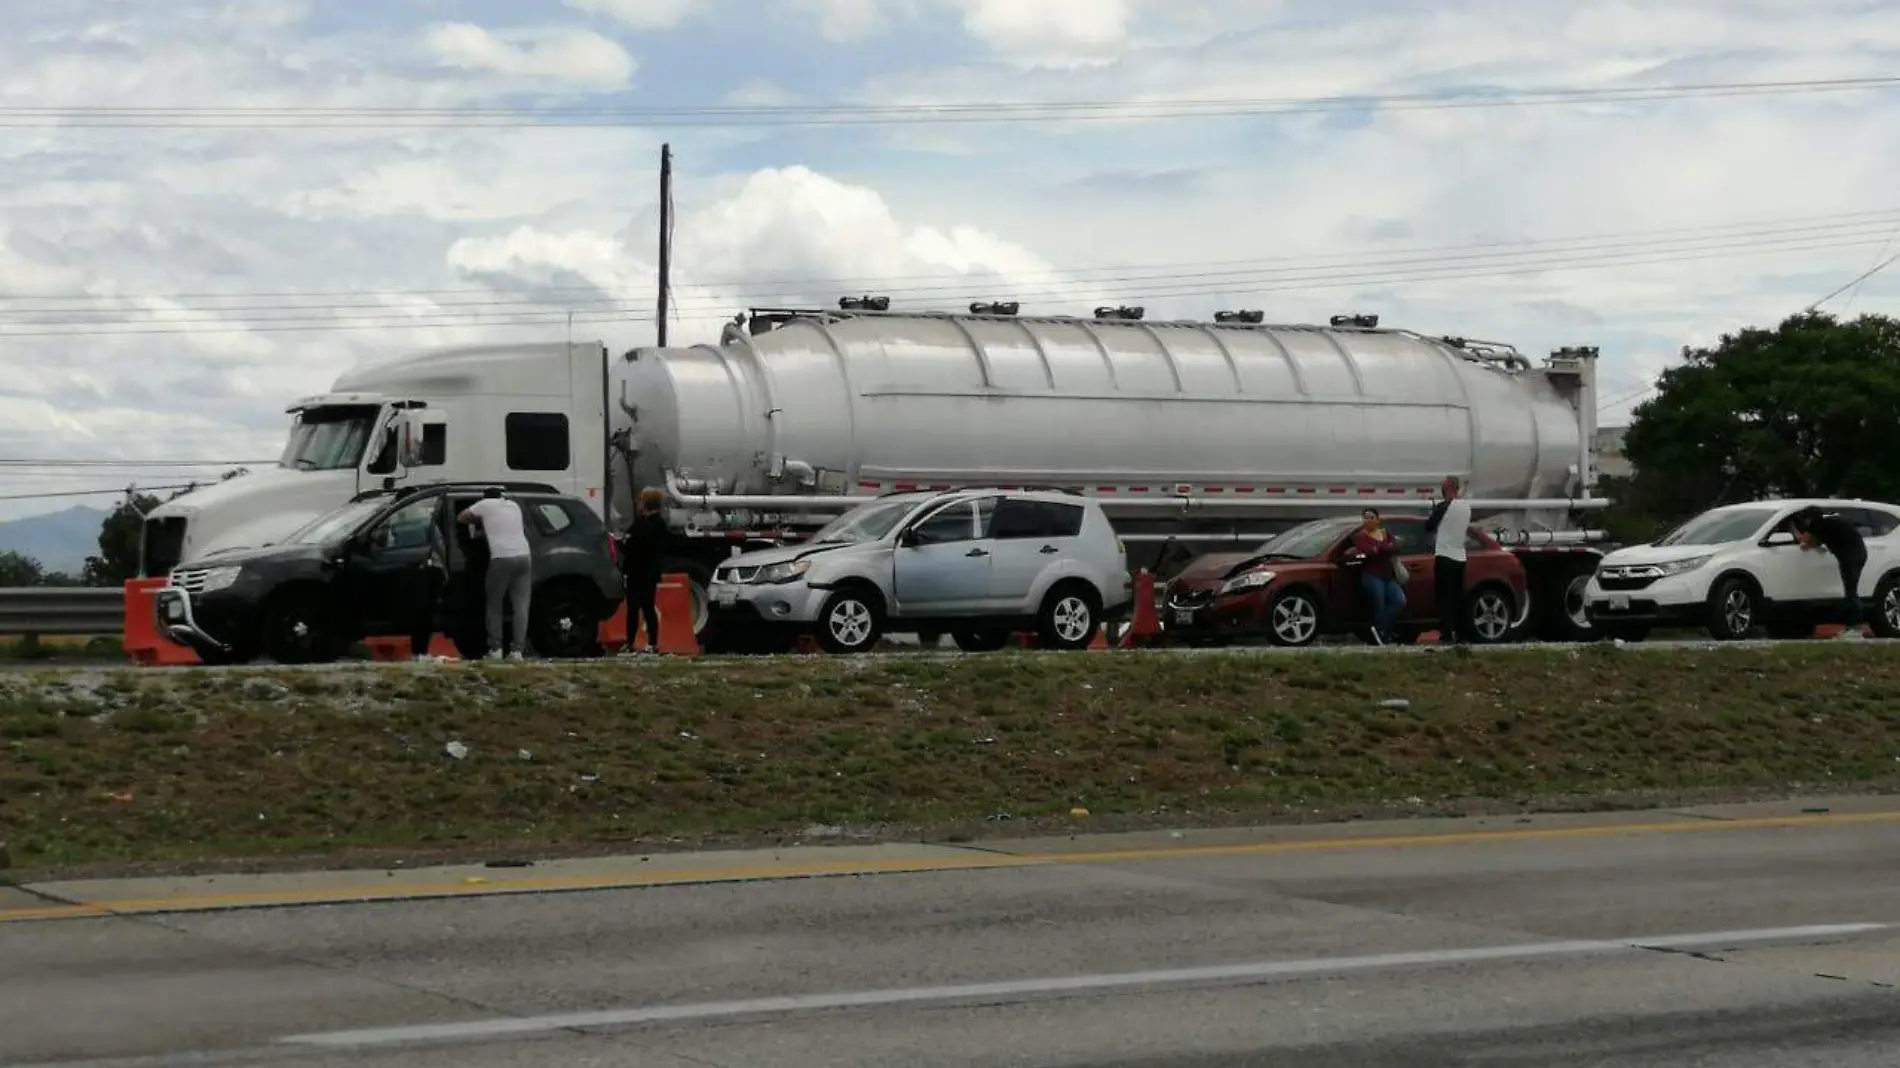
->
<box><xmin>458</xmin><ymin>487</ymin><xmax>533</xmax><ymax>659</ymax></box>
<box><xmin>1425</xmin><ymin>475</ymin><xmax>1474</xmax><ymax>644</ymax></box>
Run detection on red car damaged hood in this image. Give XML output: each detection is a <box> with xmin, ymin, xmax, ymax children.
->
<box><xmin>1171</xmin><ymin>552</ymin><xmax>1262</xmax><ymax>586</ymax></box>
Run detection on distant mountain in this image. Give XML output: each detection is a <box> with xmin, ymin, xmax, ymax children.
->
<box><xmin>0</xmin><ymin>505</ymin><xmax>108</xmax><ymax>575</ymax></box>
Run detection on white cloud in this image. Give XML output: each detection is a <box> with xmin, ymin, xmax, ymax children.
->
<box><xmin>566</xmin><ymin>0</ymin><xmax>707</xmax><ymax>29</ymax></box>
<box><xmin>446</xmin><ymin>165</ymin><xmax>1070</xmax><ymax>340</ymax></box>
<box><xmin>787</xmin><ymin>0</ymin><xmax>908</xmax><ymax>42</ymax></box>
<box><xmin>423</xmin><ymin>22</ymin><xmax>635</xmax><ymax>88</ymax></box>
<box><xmin>955</xmin><ymin>0</ymin><xmax>1134</xmax><ymax>68</ymax></box>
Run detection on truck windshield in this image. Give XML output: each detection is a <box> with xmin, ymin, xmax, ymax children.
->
<box><xmin>1252</xmin><ymin>517</ymin><xmax>1358</xmax><ymax>559</ymax></box>
<box><xmin>810</xmin><ymin>498</ymin><xmax>926</xmax><ymax>544</ymax></box>
<box><xmin>1654</xmin><ymin>507</ymin><xmax>1778</xmax><ymax>546</ymax></box>
<box><xmin>283</xmin><ymin>498</ymin><xmax>388</xmax><ymax>546</ymax></box>
<box><xmin>280</xmin><ymin>405</ymin><xmax>381</xmax><ymax>471</ymax></box>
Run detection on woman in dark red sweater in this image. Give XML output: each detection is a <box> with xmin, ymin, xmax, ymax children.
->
<box><xmin>1346</xmin><ymin>508</ymin><xmax>1406</xmax><ymax>645</ymax></box>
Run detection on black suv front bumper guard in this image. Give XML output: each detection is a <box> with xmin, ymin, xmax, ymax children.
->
<box><xmin>153</xmin><ymin>587</ymin><xmax>231</xmax><ymax>654</ymax></box>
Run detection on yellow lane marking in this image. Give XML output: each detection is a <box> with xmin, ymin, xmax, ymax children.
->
<box><xmin>4</xmin><ymin>809</ymin><xmax>1897</xmax><ymax>924</ymax></box>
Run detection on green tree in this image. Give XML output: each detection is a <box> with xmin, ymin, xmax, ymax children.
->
<box><xmin>1623</xmin><ymin>310</ymin><xmax>1900</xmax><ymax>508</ymax></box>
<box><xmin>0</xmin><ymin>549</ymin><xmax>44</xmax><ymax>586</ymax></box>
<box><xmin>83</xmin><ymin>493</ymin><xmax>160</xmax><ymax>587</ymax></box>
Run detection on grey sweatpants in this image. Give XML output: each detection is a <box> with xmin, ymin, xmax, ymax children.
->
<box><xmin>484</xmin><ymin>554</ymin><xmax>532</xmax><ymax>655</ymax></box>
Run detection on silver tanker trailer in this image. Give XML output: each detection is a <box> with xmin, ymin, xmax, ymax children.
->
<box><xmin>143</xmin><ymin>303</ymin><xmax>1612</xmax><ymax>643</ymax></box>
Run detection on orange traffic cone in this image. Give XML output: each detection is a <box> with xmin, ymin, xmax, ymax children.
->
<box><xmin>654</xmin><ymin>572</ymin><xmax>700</xmax><ymax>655</ymax></box>
<box><xmin>1118</xmin><ymin>570</ymin><xmax>1161</xmax><ymax>649</ymax></box>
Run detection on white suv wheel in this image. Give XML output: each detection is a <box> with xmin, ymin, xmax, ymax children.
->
<box><xmin>818</xmin><ymin>592</ymin><xmax>882</xmax><ymax>654</ymax></box>
<box><xmin>1052</xmin><ymin>596</ymin><xmax>1092</xmax><ymax>643</ymax></box>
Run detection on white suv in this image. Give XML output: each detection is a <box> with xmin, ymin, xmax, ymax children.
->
<box><xmin>706</xmin><ymin>489</ymin><xmax>1133</xmax><ymax>654</ymax></box>
<box><xmin>1582</xmin><ymin>497</ymin><xmax>1900</xmax><ymax>641</ymax></box>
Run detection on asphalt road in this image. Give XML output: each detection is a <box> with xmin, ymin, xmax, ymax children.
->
<box><xmin>5</xmin><ymin>800</ymin><xmax>1898</xmax><ymax>1067</ymax></box>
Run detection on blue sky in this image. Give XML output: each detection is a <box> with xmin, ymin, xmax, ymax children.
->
<box><xmin>0</xmin><ymin>0</ymin><xmax>1897</xmax><ymax>515</ymax></box>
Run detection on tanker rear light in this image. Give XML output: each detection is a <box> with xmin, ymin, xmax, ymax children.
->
<box><xmin>1331</xmin><ymin>313</ymin><xmax>1380</xmax><ymax>328</ymax></box>
<box><xmin>839</xmin><ymin>295</ymin><xmax>891</xmax><ymax>311</ymax></box>
<box><xmin>970</xmin><ymin>301</ymin><xmax>1021</xmax><ymax>316</ymax></box>
<box><xmin>1095</xmin><ymin>305</ymin><xmax>1145</xmax><ymax>321</ymax></box>
<box><xmin>1214</xmin><ymin>309</ymin><xmax>1265</xmax><ymax>324</ymax></box>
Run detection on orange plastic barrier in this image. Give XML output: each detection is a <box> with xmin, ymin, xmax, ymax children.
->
<box><xmin>123</xmin><ymin>578</ymin><xmax>202</xmax><ymax>666</ymax></box>
<box><xmin>655</xmin><ymin>572</ymin><xmax>700</xmax><ymax>655</ymax></box>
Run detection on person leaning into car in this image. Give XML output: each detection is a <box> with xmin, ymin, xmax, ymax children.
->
<box><xmin>459</xmin><ymin>487</ymin><xmax>533</xmax><ymax>660</ymax></box>
<box><xmin>1788</xmin><ymin>506</ymin><xmax>1868</xmax><ymax>640</ymax></box>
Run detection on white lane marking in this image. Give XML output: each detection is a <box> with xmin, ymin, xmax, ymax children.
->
<box><xmin>279</xmin><ymin>922</ymin><xmax>1889</xmax><ymax>1048</ymax></box>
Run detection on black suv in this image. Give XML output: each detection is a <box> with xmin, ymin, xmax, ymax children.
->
<box><xmin>155</xmin><ymin>482</ymin><xmax>625</xmax><ymax>664</ymax></box>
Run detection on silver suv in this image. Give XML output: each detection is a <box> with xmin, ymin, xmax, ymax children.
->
<box><xmin>707</xmin><ymin>489</ymin><xmax>1132</xmax><ymax>654</ymax></box>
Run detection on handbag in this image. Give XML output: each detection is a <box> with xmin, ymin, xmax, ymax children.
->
<box><xmin>1391</xmin><ymin>557</ymin><xmax>1410</xmax><ymax>584</ymax></box>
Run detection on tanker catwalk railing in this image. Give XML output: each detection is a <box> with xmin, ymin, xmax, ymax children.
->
<box><xmin>662</xmin><ymin>475</ymin><xmax>1614</xmax><ymax>515</ymax></box>
<box><xmin>0</xmin><ymin>588</ymin><xmax>125</xmax><ymax>636</ymax></box>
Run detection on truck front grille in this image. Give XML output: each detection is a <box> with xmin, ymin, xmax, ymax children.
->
<box><xmin>716</xmin><ymin>565</ymin><xmax>762</xmax><ymax>584</ymax></box>
<box><xmin>142</xmin><ymin>517</ymin><xmax>186</xmax><ymax>577</ymax></box>
<box><xmin>169</xmin><ymin>569</ymin><xmax>208</xmax><ymax>594</ymax></box>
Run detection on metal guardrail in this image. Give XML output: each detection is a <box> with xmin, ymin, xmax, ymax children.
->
<box><xmin>0</xmin><ymin>587</ymin><xmax>125</xmax><ymax>637</ymax></box>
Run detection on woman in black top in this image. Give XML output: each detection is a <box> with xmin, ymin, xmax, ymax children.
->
<box><xmin>621</xmin><ymin>488</ymin><xmax>671</xmax><ymax>653</ymax></box>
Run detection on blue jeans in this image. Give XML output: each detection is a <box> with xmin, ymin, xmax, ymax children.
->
<box><xmin>1360</xmin><ymin>572</ymin><xmax>1406</xmax><ymax>633</ymax></box>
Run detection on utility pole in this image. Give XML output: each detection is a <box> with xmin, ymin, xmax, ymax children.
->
<box><xmin>656</xmin><ymin>143</ymin><xmax>672</xmax><ymax>347</ymax></box>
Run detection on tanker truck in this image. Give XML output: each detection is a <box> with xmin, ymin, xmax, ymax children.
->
<box><xmin>141</xmin><ymin>303</ymin><xmax>1612</xmax><ymax>642</ymax></box>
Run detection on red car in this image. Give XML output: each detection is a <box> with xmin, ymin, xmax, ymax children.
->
<box><xmin>1161</xmin><ymin>515</ymin><xmax>1529</xmax><ymax>646</ymax></box>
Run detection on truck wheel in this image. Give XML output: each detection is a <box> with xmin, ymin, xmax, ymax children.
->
<box><xmin>1872</xmin><ymin>573</ymin><xmax>1900</xmax><ymax>638</ymax></box>
<box><xmin>816</xmin><ymin>587</ymin><xmax>883</xmax><ymax>654</ymax></box>
<box><xmin>1706</xmin><ymin>576</ymin><xmax>1761</xmax><ymax>641</ymax></box>
<box><xmin>1535</xmin><ymin>569</ymin><xmax>1597</xmax><ymax>642</ymax></box>
<box><xmin>1467</xmin><ymin>584</ymin><xmax>1517</xmax><ymax>645</ymax></box>
<box><xmin>1264</xmin><ymin>588</ymin><xmax>1323</xmax><ymax>647</ymax></box>
<box><xmin>529</xmin><ymin>582</ymin><xmax>604</xmax><ymax>659</ymax></box>
<box><xmin>953</xmin><ymin>630</ymin><xmax>1012</xmax><ymax>652</ymax></box>
<box><xmin>262</xmin><ymin>588</ymin><xmax>341</xmax><ymax>665</ymax></box>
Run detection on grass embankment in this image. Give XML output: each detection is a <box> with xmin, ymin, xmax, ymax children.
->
<box><xmin>3</xmin><ymin>645</ymin><xmax>1899</xmax><ymax>875</ymax></box>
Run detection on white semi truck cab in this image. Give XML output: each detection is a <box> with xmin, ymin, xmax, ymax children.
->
<box><xmin>140</xmin><ymin>341</ymin><xmax>611</xmax><ymax>576</ymax></box>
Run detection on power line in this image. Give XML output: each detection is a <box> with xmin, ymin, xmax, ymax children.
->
<box><xmin>0</xmin><ymin>459</ymin><xmax>267</xmax><ymax>467</ymax></box>
<box><xmin>1808</xmin><ymin>248</ymin><xmax>1900</xmax><ymax>312</ymax></box>
<box><xmin>7</xmin><ymin>205</ymin><xmax>1894</xmax><ymax>306</ymax></box>
<box><xmin>8</xmin><ymin>212</ymin><xmax>1896</xmax><ymax>324</ymax></box>
<box><xmin>0</xmin><ymin>484</ymin><xmax>195</xmax><ymax>503</ymax></box>
<box><xmin>0</xmin><ymin>229</ymin><xmax>1888</xmax><ymax>339</ymax></box>
<box><xmin>6</xmin><ymin>75</ymin><xmax>1896</xmax><ymax>128</ymax></box>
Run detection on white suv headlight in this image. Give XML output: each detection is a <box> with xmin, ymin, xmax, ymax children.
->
<box><xmin>1655</xmin><ymin>555</ymin><xmax>1712</xmax><ymax>576</ymax></box>
<box><xmin>1219</xmin><ymin>570</ymin><xmax>1276</xmax><ymax>596</ymax></box>
<box><xmin>199</xmin><ymin>566</ymin><xmax>243</xmax><ymax>593</ymax></box>
<box><xmin>758</xmin><ymin>559</ymin><xmax>812</xmax><ymax>584</ymax></box>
